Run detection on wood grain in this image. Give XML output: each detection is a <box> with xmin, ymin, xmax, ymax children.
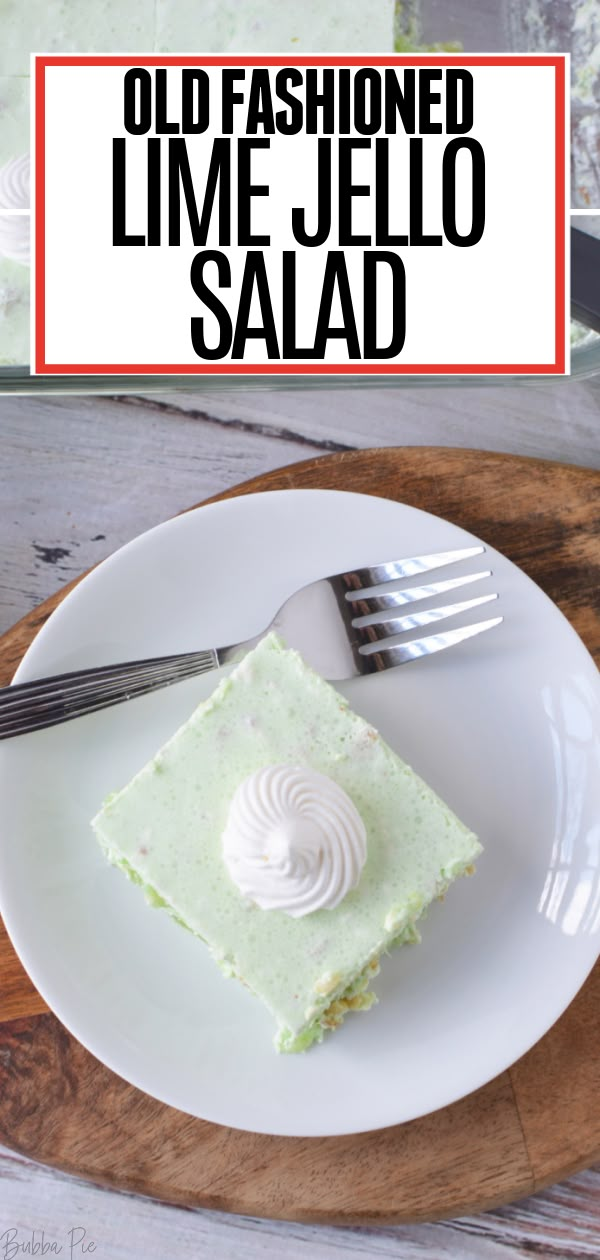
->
<box><xmin>0</xmin><ymin>446</ymin><xmax>599</xmax><ymax>1224</ymax></box>
<box><xmin>3</xmin><ymin>384</ymin><xmax>600</xmax><ymax>637</ymax></box>
<box><xmin>0</xmin><ymin>1016</ymin><xmax>533</xmax><ymax>1224</ymax></box>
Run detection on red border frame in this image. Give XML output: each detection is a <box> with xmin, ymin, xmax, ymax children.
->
<box><xmin>34</xmin><ymin>54</ymin><xmax>567</xmax><ymax>376</ymax></box>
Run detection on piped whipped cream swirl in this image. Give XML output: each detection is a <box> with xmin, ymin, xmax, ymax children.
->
<box><xmin>0</xmin><ymin>154</ymin><xmax>30</xmax><ymax>265</ymax></box>
<box><xmin>222</xmin><ymin>764</ymin><xmax>367</xmax><ymax>917</ymax></box>
<box><xmin>0</xmin><ymin>154</ymin><xmax>30</xmax><ymax>209</ymax></box>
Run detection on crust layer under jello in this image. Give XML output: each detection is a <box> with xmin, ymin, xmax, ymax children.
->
<box><xmin>92</xmin><ymin>632</ymin><xmax>482</xmax><ymax>1052</ymax></box>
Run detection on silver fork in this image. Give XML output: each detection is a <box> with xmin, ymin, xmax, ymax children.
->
<box><xmin>0</xmin><ymin>546</ymin><xmax>501</xmax><ymax>739</ymax></box>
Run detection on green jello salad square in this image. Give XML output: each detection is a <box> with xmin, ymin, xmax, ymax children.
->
<box><xmin>92</xmin><ymin>632</ymin><xmax>482</xmax><ymax>1052</ymax></box>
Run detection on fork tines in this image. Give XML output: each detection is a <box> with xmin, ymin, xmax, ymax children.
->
<box><xmin>340</xmin><ymin>546</ymin><xmax>502</xmax><ymax>666</ymax></box>
<box><xmin>342</xmin><ymin>546</ymin><xmax>486</xmax><ymax>593</ymax></box>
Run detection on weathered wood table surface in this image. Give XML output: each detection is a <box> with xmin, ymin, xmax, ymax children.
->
<box><xmin>1</xmin><ymin>378</ymin><xmax>599</xmax><ymax>1258</ymax></box>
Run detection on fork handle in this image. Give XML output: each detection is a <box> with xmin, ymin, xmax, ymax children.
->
<box><xmin>0</xmin><ymin>649</ymin><xmax>220</xmax><ymax>740</ymax></box>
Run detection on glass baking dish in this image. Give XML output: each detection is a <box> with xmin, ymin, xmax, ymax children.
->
<box><xmin>0</xmin><ymin>0</ymin><xmax>598</xmax><ymax>392</ymax></box>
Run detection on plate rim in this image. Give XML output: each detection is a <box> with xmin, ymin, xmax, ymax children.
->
<box><xmin>1</xmin><ymin>483</ymin><xmax>600</xmax><ymax>1137</ymax></box>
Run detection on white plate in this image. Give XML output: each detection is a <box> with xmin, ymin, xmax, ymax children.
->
<box><xmin>1</xmin><ymin>489</ymin><xmax>599</xmax><ymax>1138</ymax></box>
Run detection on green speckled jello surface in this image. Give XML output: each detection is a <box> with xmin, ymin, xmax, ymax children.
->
<box><xmin>92</xmin><ymin>633</ymin><xmax>482</xmax><ymax>1053</ymax></box>
<box><xmin>0</xmin><ymin>254</ymin><xmax>29</xmax><ymax>364</ymax></box>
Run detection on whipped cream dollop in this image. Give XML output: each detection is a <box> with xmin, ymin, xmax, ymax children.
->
<box><xmin>222</xmin><ymin>764</ymin><xmax>367</xmax><ymax>917</ymax></box>
<box><xmin>0</xmin><ymin>154</ymin><xmax>30</xmax><ymax>265</ymax></box>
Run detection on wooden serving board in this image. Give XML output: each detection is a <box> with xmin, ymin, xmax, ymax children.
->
<box><xmin>1</xmin><ymin>447</ymin><xmax>599</xmax><ymax>1224</ymax></box>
